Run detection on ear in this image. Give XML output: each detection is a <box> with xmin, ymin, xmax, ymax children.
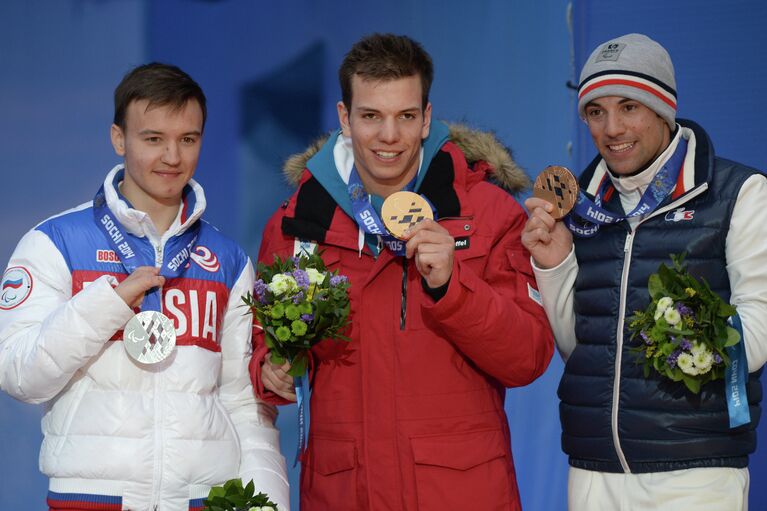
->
<box><xmin>337</xmin><ymin>101</ymin><xmax>351</xmax><ymax>137</ymax></box>
<box><xmin>110</xmin><ymin>124</ymin><xmax>126</xmax><ymax>157</ymax></box>
<box><xmin>421</xmin><ymin>102</ymin><xmax>432</xmax><ymax>139</ymax></box>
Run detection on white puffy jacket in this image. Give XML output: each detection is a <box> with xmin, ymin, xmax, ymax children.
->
<box><xmin>0</xmin><ymin>165</ymin><xmax>288</xmax><ymax>511</ymax></box>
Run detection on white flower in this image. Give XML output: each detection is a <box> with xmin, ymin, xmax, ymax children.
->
<box><xmin>262</xmin><ymin>507</ymin><xmax>276</xmax><ymax>511</ymax></box>
<box><xmin>248</xmin><ymin>507</ymin><xmax>262</xmax><ymax>511</ymax></box>
<box><xmin>690</xmin><ymin>341</ymin><xmax>706</xmax><ymax>357</ymax></box>
<box><xmin>693</xmin><ymin>348</ymin><xmax>714</xmax><ymax>374</ymax></box>
<box><xmin>657</xmin><ymin>296</ymin><xmax>673</xmax><ymax>313</ymax></box>
<box><xmin>664</xmin><ymin>307</ymin><xmax>682</xmax><ymax>326</ymax></box>
<box><xmin>677</xmin><ymin>353</ymin><xmax>700</xmax><ymax>375</ymax></box>
<box><xmin>306</xmin><ymin>268</ymin><xmax>325</xmax><ymax>285</ymax></box>
<box><xmin>268</xmin><ymin>274</ymin><xmax>298</xmax><ymax>296</ymax></box>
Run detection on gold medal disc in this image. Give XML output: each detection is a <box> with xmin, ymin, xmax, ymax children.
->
<box><xmin>533</xmin><ymin>166</ymin><xmax>579</xmax><ymax>219</ymax></box>
<box><xmin>381</xmin><ymin>191</ymin><xmax>434</xmax><ymax>240</ymax></box>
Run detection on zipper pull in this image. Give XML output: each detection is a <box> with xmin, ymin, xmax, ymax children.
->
<box><xmin>623</xmin><ymin>232</ymin><xmax>633</xmax><ymax>253</ymax></box>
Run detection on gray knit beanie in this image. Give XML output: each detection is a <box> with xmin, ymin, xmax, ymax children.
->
<box><xmin>578</xmin><ymin>33</ymin><xmax>677</xmax><ymax>131</ymax></box>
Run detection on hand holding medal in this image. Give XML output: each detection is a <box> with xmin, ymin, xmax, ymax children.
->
<box><xmin>522</xmin><ymin>166</ymin><xmax>578</xmax><ymax>270</ymax></box>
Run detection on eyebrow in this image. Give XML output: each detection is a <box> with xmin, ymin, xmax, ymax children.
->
<box><xmin>138</xmin><ymin>129</ymin><xmax>202</xmax><ymax>136</ymax></box>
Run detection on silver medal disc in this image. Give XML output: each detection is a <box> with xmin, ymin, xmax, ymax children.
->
<box><xmin>123</xmin><ymin>311</ymin><xmax>177</xmax><ymax>364</ymax></box>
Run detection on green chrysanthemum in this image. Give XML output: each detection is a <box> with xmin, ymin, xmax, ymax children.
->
<box><xmin>275</xmin><ymin>326</ymin><xmax>291</xmax><ymax>341</ymax></box>
<box><xmin>291</xmin><ymin>320</ymin><xmax>308</xmax><ymax>336</ymax></box>
<box><xmin>270</xmin><ymin>303</ymin><xmax>285</xmax><ymax>319</ymax></box>
<box><xmin>285</xmin><ymin>304</ymin><xmax>300</xmax><ymax>321</ymax></box>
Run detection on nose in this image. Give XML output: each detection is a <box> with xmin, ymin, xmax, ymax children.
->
<box><xmin>378</xmin><ymin>117</ymin><xmax>399</xmax><ymax>144</ymax></box>
<box><xmin>162</xmin><ymin>141</ymin><xmax>181</xmax><ymax>166</ymax></box>
<box><xmin>604</xmin><ymin>112</ymin><xmax>625</xmax><ymax>138</ymax></box>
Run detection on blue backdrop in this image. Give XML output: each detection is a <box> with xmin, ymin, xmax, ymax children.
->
<box><xmin>0</xmin><ymin>1</ymin><xmax>764</xmax><ymax>509</ymax></box>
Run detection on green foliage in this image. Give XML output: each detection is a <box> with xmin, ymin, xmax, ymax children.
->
<box><xmin>628</xmin><ymin>253</ymin><xmax>739</xmax><ymax>394</ymax></box>
<box><xmin>242</xmin><ymin>250</ymin><xmax>351</xmax><ymax>377</ymax></box>
<box><xmin>203</xmin><ymin>478</ymin><xmax>278</xmax><ymax>511</ymax></box>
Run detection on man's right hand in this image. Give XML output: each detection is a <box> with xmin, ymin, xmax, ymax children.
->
<box><xmin>262</xmin><ymin>359</ymin><xmax>297</xmax><ymax>402</ymax></box>
<box><xmin>522</xmin><ymin>197</ymin><xmax>574</xmax><ymax>269</ymax></box>
<box><xmin>114</xmin><ymin>266</ymin><xmax>165</xmax><ymax>309</ymax></box>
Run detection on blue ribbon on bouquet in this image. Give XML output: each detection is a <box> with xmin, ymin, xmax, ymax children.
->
<box><xmin>725</xmin><ymin>314</ymin><xmax>751</xmax><ymax>428</ymax></box>
<box><xmin>293</xmin><ymin>373</ymin><xmax>311</xmax><ymax>466</ymax></box>
<box><xmin>566</xmin><ymin>137</ymin><xmax>688</xmax><ymax>238</ymax></box>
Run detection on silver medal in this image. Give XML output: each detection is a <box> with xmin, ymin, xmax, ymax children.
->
<box><xmin>123</xmin><ymin>311</ymin><xmax>177</xmax><ymax>364</ymax></box>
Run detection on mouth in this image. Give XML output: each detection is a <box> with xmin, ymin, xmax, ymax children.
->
<box><xmin>153</xmin><ymin>170</ymin><xmax>183</xmax><ymax>178</ymax></box>
<box><xmin>373</xmin><ymin>150</ymin><xmax>402</xmax><ymax>161</ymax></box>
<box><xmin>607</xmin><ymin>142</ymin><xmax>635</xmax><ymax>153</ymax></box>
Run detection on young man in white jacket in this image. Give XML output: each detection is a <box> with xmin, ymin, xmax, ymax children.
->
<box><xmin>0</xmin><ymin>63</ymin><xmax>288</xmax><ymax>511</ymax></box>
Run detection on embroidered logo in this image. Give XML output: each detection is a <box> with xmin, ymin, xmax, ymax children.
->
<box><xmin>189</xmin><ymin>246</ymin><xmax>220</xmax><ymax>273</ymax></box>
<box><xmin>454</xmin><ymin>237</ymin><xmax>470</xmax><ymax>250</ymax></box>
<box><xmin>0</xmin><ymin>266</ymin><xmax>33</xmax><ymax>310</ymax></box>
<box><xmin>664</xmin><ymin>207</ymin><xmax>695</xmax><ymax>222</ymax></box>
<box><xmin>595</xmin><ymin>42</ymin><xmax>626</xmax><ymax>62</ymax></box>
<box><xmin>96</xmin><ymin>249</ymin><xmax>120</xmax><ymax>263</ymax></box>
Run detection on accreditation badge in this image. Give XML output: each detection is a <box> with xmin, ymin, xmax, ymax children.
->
<box><xmin>123</xmin><ymin>311</ymin><xmax>177</xmax><ymax>364</ymax></box>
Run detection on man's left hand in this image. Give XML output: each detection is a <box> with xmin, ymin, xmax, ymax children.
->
<box><xmin>404</xmin><ymin>219</ymin><xmax>454</xmax><ymax>288</ymax></box>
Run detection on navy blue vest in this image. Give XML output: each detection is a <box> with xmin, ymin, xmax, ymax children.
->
<box><xmin>560</xmin><ymin>121</ymin><xmax>763</xmax><ymax>473</ymax></box>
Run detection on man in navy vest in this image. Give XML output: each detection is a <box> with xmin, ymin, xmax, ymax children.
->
<box><xmin>0</xmin><ymin>63</ymin><xmax>288</xmax><ymax>510</ymax></box>
<box><xmin>523</xmin><ymin>33</ymin><xmax>766</xmax><ymax>510</ymax></box>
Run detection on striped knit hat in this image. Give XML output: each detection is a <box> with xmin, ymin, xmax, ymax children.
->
<box><xmin>578</xmin><ymin>33</ymin><xmax>677</xmax><ymax>130</ymax></box>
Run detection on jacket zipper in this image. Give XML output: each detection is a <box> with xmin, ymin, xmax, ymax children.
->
<box><xmin>400</xmin><ymin>258</ymin><xmax>408</xmax><ymax>330</ymax></box>
<box><xmin>150</xmin><ymin>242</ymin><xmax>165</xmax><ymax>508</ymax></box>
<box><xmin>610</xmin><ymin>183</ymin><xmax>709</xmax><ymax>473</ymax></box>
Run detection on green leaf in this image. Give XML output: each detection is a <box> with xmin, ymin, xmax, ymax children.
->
<box><xmin>681</xmin><ymin>374</ymin><xmax>701</xmax><ymax>394</ymax></box>
<box><xmin>725</xmin><ymin>326</ymin><xmax>741</xmax><ymax>347</ymax></box>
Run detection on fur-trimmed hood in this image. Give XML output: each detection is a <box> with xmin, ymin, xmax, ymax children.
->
<box><xmin>282</xmin><ymin>122</ymin><xmax>530</xmax><ymax>193</ymax></box>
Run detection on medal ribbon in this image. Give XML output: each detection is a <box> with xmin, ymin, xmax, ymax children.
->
<box><xmin>293</xmin><ymin>373</ymin><xmax>310</xmax><ymax>466</ymax></box>
<box><xmin>726</xmin><ymin>314</ymin><xmax>751</xmax><ymax>428</ymax></box>
<box><xmin>566</xmin><ymin>138</ymin><xmax>688</xmax><ymax>237</ymax></box>
<box><xmin>347</xmin><ymin>166</ymin><xmax>432</xmax><ymax>256</ymax></box>
<box><xmin>92</xmin><ymin>174</ymin><xmax>199</xmax><ymax>312</ymax></box>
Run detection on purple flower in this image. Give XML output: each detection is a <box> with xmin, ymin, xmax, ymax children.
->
<box><xmin>330</xmin><ymin>275</ymin><xmax>348</xmax><ymax>287</ymax></box>
<box><xmin>292</xmin><ymin>291</ymin><xmax>305</xmax><ymax>304</ymax></box>
<box><xmin>666</xmin><ymin>350</ymin><xmax>681</xmax><ymax>368</ymax></box>
<box><xmin>675</xmin><ymin>302</ymin><xmax>695</xmax><ymax>319</ymax></box>
<box><xmin>292</xmin><ymin>269</ymin><xmax>310</xmax><ymax>290</ymax></box>
<box><xmin>714</xmin><ymin>353</ymin><xmax>723</xmax><ymax>364</ymax></box>
<box><xmin>301</xmin><ymin>313</ymin><xmax>314</xmax><ymax>322</ymax></box>
<box><xmin>640</xmin><ymin>331</ymin><xmax>651</xmax><ymax>345</ymax></box>
<box><xmin>254</xmin><ymin>279</ymin><xmax>268</xmax><ymax>303</ymax></box>
<box><xmin>679</xmin><ymin>338</ymin><xmax>692</xmax><ymax>351</ymax></box>
<box><xmin>290</xmin><ymin>256</ymin><xmax>300</xmax><ymax>267</ymax></box>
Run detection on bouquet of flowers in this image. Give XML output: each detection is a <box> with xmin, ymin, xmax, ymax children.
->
<box><xmin>627</xmin><ymin>253</ymin><xmax>741</xmax><ymax>394</ymax></box>
<box><xmin>243</xmin><ymin>251</ymin><xmax>351</xmax><ymax>376</ymax></box>
<box><xmin>203</xmin><ymin>478</ymin><xmax>277</xmax><ymax>511</ymax></box>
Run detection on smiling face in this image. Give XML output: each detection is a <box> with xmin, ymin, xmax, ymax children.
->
<box><xmin>110</xmin><ymin>99</ymin><xmax>203</xmax><ymax>211</ymax></box>
<box><xmin>584</xmin><ymin>96</ymin><xmax>671</xmax><ymax>176</ymax></box>
<box><xmin>337</xmin><ymin>74</ymin><xmax>431</xmax><ymax>198</ymax></box>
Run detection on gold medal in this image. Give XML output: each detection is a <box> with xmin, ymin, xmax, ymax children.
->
<box><xmin>533</xmin><ymin>166</ymin><xmax>579</xmax><ymax>219</ymax></box>
<box><xmin>381</xmin><ymin>191</ymin><xmax>433</xmax><ymax>240</ymax></box>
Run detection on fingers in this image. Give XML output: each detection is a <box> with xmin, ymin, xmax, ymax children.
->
<box><xmin>114</xmin><ymin>266</ymin><xmax>165</xmax><ymax>308</ymax></box>
<box><xmin>261</xmin><ymin>360</ymin><xmax>297</xmax><ymax>402</ymax></box>
<box><xmin>403</xmin><ymin>219</ymin><xmax>454</xmax><ymax>288</ymax></box>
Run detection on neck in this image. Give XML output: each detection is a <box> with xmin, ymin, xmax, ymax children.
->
<box><xmin>119</xmin><ymin>181</ymin><xmax>181</xmax><ymax>235</ymax></box>
<box><xmin>359</xmin><ymin>169</ymin><xmax>418</xmax><ymax>199</ymax></box>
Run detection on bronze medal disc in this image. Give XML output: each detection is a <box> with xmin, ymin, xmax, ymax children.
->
<box><xmin>533</xmin><ymin>166</ymin><xmax>579</xmax><ymax>219</ymax></box>
<box><xmin>381</xmin><ymin>191</ymin><xmax>434</xmax><ymax>240</ymax></box>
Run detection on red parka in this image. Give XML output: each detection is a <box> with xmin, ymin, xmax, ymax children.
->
<box><xmin>251</xmin><ymin>123</ymin><xmax>554</xmax><ymax>510</ymax></box>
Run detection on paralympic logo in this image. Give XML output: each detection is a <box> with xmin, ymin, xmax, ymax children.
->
<box><xmin>0</xmin><ymin>266</ymin><xmax>33</xmax><ymax>310</ymax></box>
<box><xmin>190</xmin><ymin>246</ymin><xmax>220</xmax><ymax>273</ymax></box>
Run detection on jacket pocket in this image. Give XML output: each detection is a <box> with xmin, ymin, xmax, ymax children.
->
<box><xmin>411</xmin><ymin>429</ymin><xmax>513</xmax><ymax>510</ymax></box>
<box><xmin>301</xmin><ymin>435</ymin><xmax>358</xmax><ymax>511</ymax></box>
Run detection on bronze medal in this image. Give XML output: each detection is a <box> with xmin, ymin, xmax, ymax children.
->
<box><xmin>533</xmin><ymin>166</ymin><xmax>579</xmax><ymax>219</ymax></box>
<box><xmin>381</xmin><ymin>191</ymin><xmax>434</xmax><ymax>240</ymax></box>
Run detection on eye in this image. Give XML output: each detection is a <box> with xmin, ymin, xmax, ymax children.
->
<box><xmin>400</xmin><ymin>112</ymin><xmax>417</xmax><ymax>120</ymax></box>
<box><xmin>361</xmin><ymin>112</ymin><xmax>378</xmax><ymax>120</ymax></box>
<box><xmin>182</xmin><ymin>136</ymin><xmax>197</xmax><ymax>144</ymax></box>
<box><xmin>623</xmin><ymin>103</ymin><xmax>638</xmax><ymax>112</ymax></box>
<box><xmin>145</xmin><ymin>136</ymin><xmax>161</xmax><ymax>143</ymax></box>
<box><xmin>586</xmin><ymin>108</ymin><xmax>603</xmax><ymax>118</ymax></box>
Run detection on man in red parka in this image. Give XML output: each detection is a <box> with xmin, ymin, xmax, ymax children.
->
<box><xmin>251</xmin><ymin>33</ymin><xmax>554</xmax><ymax>510</ymax></box>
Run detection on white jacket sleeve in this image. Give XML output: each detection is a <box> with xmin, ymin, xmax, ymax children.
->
<box><xmin>726</xmin><ymin>173</ymin><xmax>767</xmax><ymax>373</ymax></box>
<box><xmin>218</xmin><ymin>257</ymin><xmax>289</xmax><ymax>510</ymax></box>
<box><xmin>532</xmin><ymin>247</ymin><xmax>579</xmax><ymax>361</ymax></box>
<box><xmin>0</xmin><ymin>229</ymin><xmax>134</xmax><ymax>403</ymax></box>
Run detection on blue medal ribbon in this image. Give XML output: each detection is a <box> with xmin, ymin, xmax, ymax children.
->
<box><xmin>347</xmin><ymin>166</ymin><xmax>434</xmax><ymax>256</ymax></box>
<box><xmin>92</xmin><ymin>172</ymin><xmax>199</xmax><ymax>312</ymax></box>
<box><xmin>293</xmin><ymin>374</ymin><xmax>310</xmax><ymax>466</ymax></box>
<box><xmin>726</xmin><ymin>314</ymin><xmax>751</xmax><ymax>428</ymax></box>
<box><xmin>566</xmin><ymin>138</ymin><xmax>688</xmax><ymax>237</ymax></box>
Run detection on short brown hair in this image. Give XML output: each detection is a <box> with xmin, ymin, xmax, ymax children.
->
<box><xmin>113</xmin><ymin>62</ymin><xmax>207</xmax><ymax>130</ymax></box>
<box><xmin>339</xmin><ymin>33</ymin><xmax>434</xmax><ymax>110</ymax></box>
